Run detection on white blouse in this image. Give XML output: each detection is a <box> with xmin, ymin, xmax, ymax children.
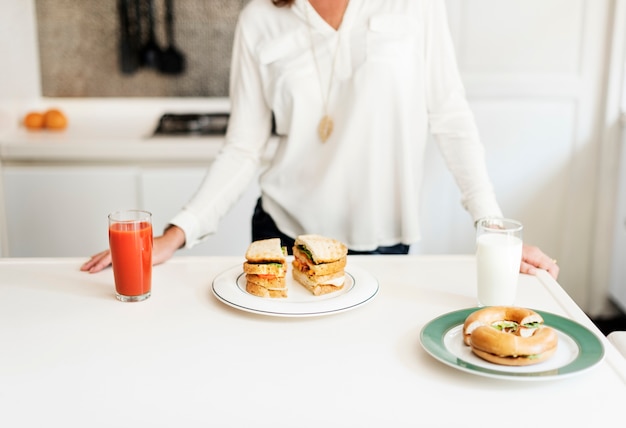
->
<box><xmin>170</xmin><ymin>0</ymin><xmax>503</xmax><ymax>251</ymax></box>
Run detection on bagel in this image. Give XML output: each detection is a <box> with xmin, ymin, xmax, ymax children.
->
<box><xmin>462</xmin><ymin>306</ymin><xmax>558</xmax><ymax>366</ymax></box>
<box><xmin>463</xmin><ymin>306</ymin><xmax>543</xmax><ymax>346</ymax></box>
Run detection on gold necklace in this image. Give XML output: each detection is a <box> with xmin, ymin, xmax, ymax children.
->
<box><xmin>304</xmin><ymin>1</ymin><xmax>345</xmax><ymax>142</ymax></box>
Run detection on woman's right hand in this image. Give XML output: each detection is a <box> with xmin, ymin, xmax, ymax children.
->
<box><xmin>80</xmin><ymin>225</ymin><xmax>186</xmax><ymax>273</ymax></box>
<box><xmin>80</xmin><ymin>248</ymin><xmax>113</xmax><ymax>273</ymax></box>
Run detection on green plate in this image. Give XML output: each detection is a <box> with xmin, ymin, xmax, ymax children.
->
<box><xmin>420</xmin><ymin>308</ymin><xmax>604</xmax><ymax>381</ymax></box>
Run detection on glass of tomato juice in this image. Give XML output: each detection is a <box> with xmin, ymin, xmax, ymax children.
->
<box><xmin>108</xmin><ymin>210</ymin><xmax>153</xmax><ymax>302</ymax></box>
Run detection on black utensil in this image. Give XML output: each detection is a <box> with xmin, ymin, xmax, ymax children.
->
<box><xmin>133</xmin><ymin>0</ymin><xmax>142</xmax><ymax>58</ymax></box>
<box><xmin>159</xmin><ymin>0</ymin><xmax>186</xmax><ymax>74</ymax></box>
<box><xmin>117</xmin><ymin>0</ymin><xmax>138</xmax><ymax>74</ymax></box>
<box><xmin>138</xmin><ymin>0</ymin><xmax>162</xmax><ymax>69</ymax></box>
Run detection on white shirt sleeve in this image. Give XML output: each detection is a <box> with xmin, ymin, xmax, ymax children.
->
<box><xmin>169</xmin><ymin>15</ymin><xmax>273</xmax><ymax>248</ymax></box>
<box><xmin>424</xmin><ymin>0</ymin><xmax>503</xmax><ymax>222</ymax></box>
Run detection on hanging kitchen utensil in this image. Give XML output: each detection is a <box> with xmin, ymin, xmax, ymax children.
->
<box><xmin>138</xmin><ymin>0</ymin><xmax>162</xmax><ymax>69</ymax></box>
<box><xmin>133</xmin><ymin>0</ymin><xmax>142</xmax><ymax>59</ymax></box>
<box><xmin>117</xmin><ymin>0</ymin><xmax>138</xmax><ymax>74</ymax></box>
<box><xmin>159</xmin><ymin>0</ymin><xmax>186</xmax><ymax>75</ymax></box>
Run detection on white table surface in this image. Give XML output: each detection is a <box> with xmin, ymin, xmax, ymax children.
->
<box><xmin>1</xmin><ymin>255</ymin><xmax>625</xmax><ymax>427</ymax></box>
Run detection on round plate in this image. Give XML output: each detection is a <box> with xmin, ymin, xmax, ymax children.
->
<box><xmin>212</xmin><ymin>262</ymin><xmax>379</xmax><ymax>317</ymax></box>
<box><xmin>420</xmin><ymin>308</ymin><xmax>604</xmax><ymax>380</ymax></box>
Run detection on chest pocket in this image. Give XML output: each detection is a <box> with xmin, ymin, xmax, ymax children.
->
<box><xmin>366</xmin><ymin>14</ymin><xmax>418</xmax><ymax>62</ymax></box>
<box><xmin>258</xmin><ymin>29</ymin><xmax>313</xmax><ymax>93</ymax></box>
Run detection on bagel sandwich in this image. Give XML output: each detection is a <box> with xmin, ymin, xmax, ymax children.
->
<box><xmin>243</xmin><ymin>238</ymin><xmax>287</xmax><ymax>298</ymax></box>
<box><xmin>463</xmin><ymin>306</ymin><xmax>558</xmax><ymax>366</ymax></box>
<box><xmin>292</xmin><ymin>234</ymin><xmax>348</xmax><ymax>296</ymax></box>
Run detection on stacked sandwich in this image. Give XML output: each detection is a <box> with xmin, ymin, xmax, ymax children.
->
<box><xmin>292</xmin><ymin>234</ymin><xmax>348</xmax><ymax>296</ymax></box>
<box><xmin>243</xmin><ymin>238</ymin><xmax>288</xmax><ymax>298</ymax></box>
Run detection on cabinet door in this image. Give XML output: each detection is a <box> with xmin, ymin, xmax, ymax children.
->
<box><xmin>609</xmin><ymin>123</ymin><xmax>626</xmax><ymax>312</ymax></box>
<box><xmin>141</xmin><ymin>167</ymin><xmax>260</xmax><ymax>256</ymax></box>
<box><xmin>3</xmin><ymin>166</ymin><xmax>138</xmax><ymax>257</ymax></box>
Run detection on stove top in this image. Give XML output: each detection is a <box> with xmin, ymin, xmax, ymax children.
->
<box><xmin>153</xmin><ymin>113</ymin><xmax>229</xmax><ymax>136</ymax></box>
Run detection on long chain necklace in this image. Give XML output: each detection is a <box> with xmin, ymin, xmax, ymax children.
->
<box><xmin>304</xmin><ymin>1</ymin><xmax>345</xmax><ymax>142</ymax></box>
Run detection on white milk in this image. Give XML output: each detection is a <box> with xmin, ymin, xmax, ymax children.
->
<box><xmin>476</xmin><ymin>233</ymin><xmax>523</xmax><ymax>306</ymax></box>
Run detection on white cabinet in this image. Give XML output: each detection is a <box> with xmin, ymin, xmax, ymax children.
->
<box><xmin>141</xmin><ymin>167</ymin><xmax>260</xmax><ymax>256</ymax></box>
<box><xmin>2</xmin><ymin>164</ymin><xmax>260</xmax><ymax>258</ymax></box>
<box><xmin>609</xmin><ymin>119</ymin><xmax>626</xmax><ymax>312</ymax></box>
<box><xmin>3</xmin><ymin>166</ymin><xmax>138</xmax><ymax>257</ymax></box>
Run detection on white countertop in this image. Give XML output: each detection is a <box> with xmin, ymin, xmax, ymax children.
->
<box><xmin>1</xmin><ymin>255</ymin><xmax>625</xmax><ymax>427</ymax></box>
<box><xmin>0</xmin><ymin>98</ymin><xmax>233</xmax><ymax>162</ymax></box>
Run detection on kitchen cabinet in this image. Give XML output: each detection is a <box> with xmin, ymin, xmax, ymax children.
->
<box><xmin>3</xmin><ymin>166</ymin><xmax>138</xmax><ymax>257</ymax></box>
<box><xmin>609</xmin><ymin>117</ymin><xmax>626</xmax><ymax>312</ymax></box>
<box><xmin>2</xmin><ymin>164</ymin><xmax>260</xmax><ymax>258</ymax></box>
<box><xmin>141</xmin><ymin>167</ymin><xmax>260</xmax><ymax>257</ymax></box>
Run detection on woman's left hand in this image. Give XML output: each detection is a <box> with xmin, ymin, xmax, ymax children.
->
<box><xmin>520</xmin><ymin>243</ymin><xmax>559</xmax><ymax>279</ymax></box>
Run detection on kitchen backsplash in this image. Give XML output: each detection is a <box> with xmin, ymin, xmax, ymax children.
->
<box><xmin>35</xmin><ymin>0</ymin><xmax>251</xmax><ymax>97</ymax></box>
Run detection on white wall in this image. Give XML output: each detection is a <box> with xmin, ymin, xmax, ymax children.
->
<box><xmin>415</xmin><ymin>0</ymin><xmax>619</xmax><ymax>316</ymax></box>
<box><xmin>0</xmin><ymin>0</ymin><xmax>41</xmax><ymax>257</ymax></box>
<box><xmin>607</xmin><ymin>0</ymin><xmax>626</xmax><ymax>313</ymax></box>
<box><xmin>0</xmin><ymin>0</ymin><xmax>41</xmax><ymax>100</ymax></box>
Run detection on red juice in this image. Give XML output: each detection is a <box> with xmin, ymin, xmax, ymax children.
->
<box><xmin>109</xmin><ymin>220</ymin><xmax>153</xmax><ymax>299</ymax></box>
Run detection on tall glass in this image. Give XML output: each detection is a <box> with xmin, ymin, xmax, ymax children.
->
<box><xmin>475</xmin><ymin>217</ymin><xmax>523</xmax><ymax>307</ymax></box>
<box><xmin>108</xmin><ymin>210</ymin><xmax>153</xmax><ymax>302</ymax></box>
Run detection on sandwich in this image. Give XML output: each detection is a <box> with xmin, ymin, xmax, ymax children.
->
<box><xmin>292</xmin><ymin>234</ymin><xmax>348</xmax><ymax>296</ymax></box>
<box><xmin>243</xmin><ymin>238</ymin><xmax>287</xmax><ymax>298</ymax></box>
<box><xmin>463</xmin><ymin>306</ymin><xmax>558</xmax><ymax>366</ymax></box>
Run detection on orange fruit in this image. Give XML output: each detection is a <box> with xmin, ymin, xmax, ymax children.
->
<box><xmin>23</xmin><ymin>112</ymin><xmax>45</xmax><ymax>130</ymax></box>
<box><xmin>43</xmin><ymin>108</ymin><xmax>68</xmax><ymax>130</ymax></box>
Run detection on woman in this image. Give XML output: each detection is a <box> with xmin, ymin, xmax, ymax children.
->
<box><xmin>83</xmin><ymin>0</ymin><xmax>559</xmax><ymax>279</ymax></box>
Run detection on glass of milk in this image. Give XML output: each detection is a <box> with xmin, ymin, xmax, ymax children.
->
<box><xmin>475</xmin><ymin>218</ymin><xmax>523</xmax><ymax>307</ymax></box>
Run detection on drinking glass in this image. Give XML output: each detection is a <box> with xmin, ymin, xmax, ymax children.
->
<box><xmin>475</xmin><ymin>217</ymin><xmax>523</xmax><ymax>307</ymax></box>
<box><xmin>108</xmin><ymin>210</ymin><xmax>153</xmax><ymax>302</ymax></box>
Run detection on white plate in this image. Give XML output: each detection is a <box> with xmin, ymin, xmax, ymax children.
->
<box><xmin>212</xmin><ymin>261</ymin><xmax>379</xmax><ymax>317</ymax></box>
<box><xmin>420</xmin><ymin>308</ymin><xmax>604</xmax><ymax>381</ymax></box>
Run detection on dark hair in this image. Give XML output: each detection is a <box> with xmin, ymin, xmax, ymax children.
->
<box><xmin>272</xmin><ymin>0</ymin><xmax>295</xmax><ymax>6</ymax></box>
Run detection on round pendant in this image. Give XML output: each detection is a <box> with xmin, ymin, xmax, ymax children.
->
<box><xmin>318</xmin><ymin>115</ymin><xmax>334</xmax><ymax>142</ymax></box>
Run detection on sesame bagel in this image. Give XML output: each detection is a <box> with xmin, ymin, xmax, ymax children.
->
<box><xmin>463</xmin><ymin>306</ymin><xmax>558</xmax><ymax>366</ymax></box>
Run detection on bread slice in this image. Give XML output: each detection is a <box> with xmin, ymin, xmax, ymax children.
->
<box><xmin>245</xmin><ymin>274</ymin><xmax>286</xmax><ymax>289</ymax></box>
<box><xmin>243</xmin><ymin>261</ymin><xmax>286</xmax><ymax>277</ymax></box>
<box><xmin>245</xmin><ymin>238</ymin><xmax>286</xmax><ymax>263</ymax></box>
<box><xmin>292</xmin><ymin>268</ymin><xmax>345</xmax><ymax>285</ymax></box>
<box><xmin>245</xmin><ymin>282</ymin><xmax>288</xmax><ymax>298</ymax></box>
<box><xmin>470</xmin><ymin>346</ymin><xmax>557</xmax><ymax>366</ymax></box>
<box><xmin>293</xmin><ymin>234</ymin><xmax>347</xmax><ymax>264</ymax></box>
<box><xmin>293</xmin><ymin>247</ymin><xmax>346</xmax><ymax>276</ymax></box>
<box><xmin>292</xmin><ymin>268</ymin><xmax>345</xmax><ymax>296</ymax></box>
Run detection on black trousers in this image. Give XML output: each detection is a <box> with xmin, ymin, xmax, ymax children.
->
<box><xmin>251</xmin><ymin>198</ymin><xmax>410</xmax><ymax>255</ymax></box>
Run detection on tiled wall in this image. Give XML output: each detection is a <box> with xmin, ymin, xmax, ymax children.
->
<box><xmin>35</xmin><ymin>0</ymin><xmax>250</xmax><ymax>97</ymax></box>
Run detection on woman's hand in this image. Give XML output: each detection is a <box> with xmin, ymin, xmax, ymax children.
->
<box><xmin>520</xmin><ymin>243</ymin><xmax>559</xmax><ymax>279</ymax></box>
<box><xmin>80</xmin><ymin>248</ymin><xmax>113</xmax><ymax>274</ymax></box>
<box><xmin>80</xmin><ymin>225</ymin><xmax>186</xmax><ymax>273</ymax></box>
